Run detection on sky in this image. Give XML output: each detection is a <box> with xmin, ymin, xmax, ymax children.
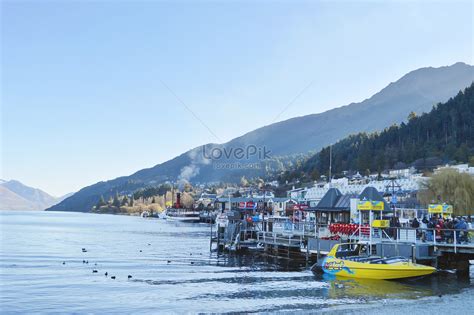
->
<box><xmin>1</xmin><ymin>0</ymin><xmax>473</xmax><ymax>196</ymax></box>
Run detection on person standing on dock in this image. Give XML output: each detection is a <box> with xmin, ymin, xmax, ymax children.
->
<box><xmin>412</xmin><ymin>218</ymin><xmax>420</xmax><ymax>239</ymax></box>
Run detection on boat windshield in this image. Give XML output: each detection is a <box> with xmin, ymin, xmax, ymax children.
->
<box><xmin>335</xmin><ymin>244</ymin><xmax>367</xmax><ymax>258</ymax></box>
<box><xmin>383</xmin><ymin>257</ymin><xmax>409</xmax><ymax>264</ymax></box>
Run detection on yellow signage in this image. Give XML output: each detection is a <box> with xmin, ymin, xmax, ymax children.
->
<box><xmin>357</xmin><ymin>200</ymin><xmax>385</xmax><ymax>211</ymax></box>
<box><xmin>428</xmin><ymin>204</ymin><xmax>453</xmax><ymax>214</ymax></box>
<box><xmin>372</xmin><ymin>220</ymin><xmax>389</xmax><ymax>228</ymax></box>
<box><xmin>371</xmin><ymin>201</ymin><xmax>385</xmax><ymax>211</ymax></box>
<box><xmin>357</xmin><ymin>201</ymin><xmax>372</xmax><ymax>211</ymax></box>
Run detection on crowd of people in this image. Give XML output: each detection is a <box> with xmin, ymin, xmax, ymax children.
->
<box><xmin>410</xmin><ymin>215</ymin><xmax>472</xmax><ymax>244</ymax></box>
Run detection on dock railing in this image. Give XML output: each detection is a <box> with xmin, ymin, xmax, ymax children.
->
<box><xmin>394</xmin><ymin>226</ymin><xmax>474</xmax><ymax>253</ymax></box>
<box><xmin>222</xmin><ymin>216</ymin><xmax>474</xmax><ymax>255</ymax></box>
<box><xmin>257</xmin><ymin>231</ymin><xmax>304</xmax><ymax>248</ymax></box>
<box><xmin>345</xmin><ymin>226</ymin><xmax>474</xmax><ymax>253</ymax></box>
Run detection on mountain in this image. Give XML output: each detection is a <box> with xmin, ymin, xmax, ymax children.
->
<box><xmin>47</xmin><ymin>62</ymin><xmax>474</xmax><ymax>212</ymax></box>
<box><xmin>228</xmin><ymin>62</ymin><xmax>474</xmax><ymax>156</ymax></box>
<box><xmin>0</xmin><ymin>180</ymin><xmax>67</xmax><ymax>211</ymax></box>
<box><xmin>56</xmin><ymin>192</ymin><xmax>75</xmax><ymax>204</ymax></box>
<box><xmin>298</xmin><ymin>83</ymin><xmax>474</xmax><ymax>179</ymax></box>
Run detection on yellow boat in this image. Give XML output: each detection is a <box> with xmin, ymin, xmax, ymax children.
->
<box><xmin>314</xmin><ymin>243</ymin><xmax>436</xmax><ymax>280</ymax></box>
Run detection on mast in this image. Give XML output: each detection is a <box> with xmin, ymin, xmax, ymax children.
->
<box><xmin>329</xmin><ymin>144</ymin><xmax>332</xmax><ymax>188</ymax></box>
<box><xmin>171</xmin><ymin>184</ymin><xmax>175</xmax><ymax>207</ymax></box>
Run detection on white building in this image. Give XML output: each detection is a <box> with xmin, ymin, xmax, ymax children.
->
<box><xmin>389</xmin><ymin>167</ymin><xmax>416</xmax><ymax>178</ymax></box>
<box><xmin>302</xmin><ymin>173</ymin><xmax>426</xmax><ymax>204</ymax></box>
<box><xmin>434</xmin><ymin>163</ymin><xmax>474</xmax><ymax>175</ymax></box>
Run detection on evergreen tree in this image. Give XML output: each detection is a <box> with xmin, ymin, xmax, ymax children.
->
<box><xmin>96</xmin><ymin>195</ymin><xmax>106</xmax><ymax>209</ymax></box>
<box><xmin>310</xmin><ymin>169</ymin><xmax>320</xmax><ymax>181</ymax></box>
<box><xmin>112</xmin><ymin>193</ymin><xmax>121</xmax><ymax>208</ymax></box>
<box><xmin>121</xmin><ymin>195</ymin><xmax>129</xmax><ymax>206</ymax></box>
<box><xmin>408</xmin><ymin>111</ymin><xmax>417</xmax><ymax>121</ymax></box>
<box><xmin>301</xmin><ymin>83</ymin><xmax>474</xmax><ymax>176</ymax></box>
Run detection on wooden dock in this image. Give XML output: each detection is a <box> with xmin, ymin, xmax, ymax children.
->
<box><xmin>211</xmin><ymin>219</ymin><xmax>474</xmax><ymax>272</ymax></box>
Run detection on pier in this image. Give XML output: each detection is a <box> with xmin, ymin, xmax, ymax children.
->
<box><xmin>210</xmin><ymin>217</ymin><xmax>474</xmax><ymax>272</ymax></box>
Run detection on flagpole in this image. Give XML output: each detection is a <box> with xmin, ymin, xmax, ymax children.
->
<box><xmin>329</xmin><ymin>144</ymin><xmax>332</xmax><ymax>188</ymax></box>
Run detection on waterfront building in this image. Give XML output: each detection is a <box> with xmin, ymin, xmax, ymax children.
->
<box><xmin>268</xmin><ymin>197</ymin><xmax>297</xmax><ymax>217</ymax></box>
<box><xmin>307</xmin><ymin>188</ymin><xmax>355</xmax><ymax>224</ymax></box>
<box><xmin>434</xmin><ymin>163</ymin><xmax>474</xmax><ymax>175</ymax></box>
<box><xmin>302</xmin><ymin>171</ymin><xmax>427</xmax><ymax>205</ymax></box>
<box><xmin>195</xmin><ymin>193</ymin><xmax>218</xmax><ymax>209</ymax></box>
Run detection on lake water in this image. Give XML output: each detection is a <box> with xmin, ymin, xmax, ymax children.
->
<box><xmin>1</xmin><ymin>211</ymin><xmax>473</xmax><ymax>314</ymax></box>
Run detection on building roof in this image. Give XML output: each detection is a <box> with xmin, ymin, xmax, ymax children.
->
<box><xmin>200</xmin><ymin>193</ymin><xmax>217</xmax><ymax>199</ymax></box>
<box><xmin>308</xmin><ymin>188</ymin><xmax>354</xmax><ymax>212</ymax></box>
<box><xmin>358</xmin><ymin>186</ymin><xmax>390</xmax><ymax>211</ymax></box>
<box><xmin>317</xmin><ymin>188</ymin><xmax>342</xmax><ymax>208</ymax></box>
<box><xmin>215</xmin><ymin>197</ymin><xmax>266</xmax><ymax>203</ymax></box>
<box><xmin>334</xmin><ymin>193</ymin><xmax>358</xmax><ymax>208</ymax></box>
<box><xmin>271</xmin><ymin>197</ymin><xmax>295</xmax><ymax>203</ymax></box>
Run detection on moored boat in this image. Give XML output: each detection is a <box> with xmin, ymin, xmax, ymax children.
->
<box><xmin>162</xmin><ymin>192</ymin><xmax>201</xmax><ymax>223</ymax></box>
<box><xmin>312</xmin><ymin>243</ymin><xmax>436</xmax><ymax>280</ymax></box>
<box><xmin>163</xmin><ymin>208</ymin><xmax>201</xmax><ymax>222</ymax></box>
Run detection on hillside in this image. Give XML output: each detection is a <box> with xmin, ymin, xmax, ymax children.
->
<box><xmin>227</xmin><ymin>62</ymin><xmax>474</xmax><ymax>156</ymax></box>
<box><xmin>47</xmin><ymin>62</ymin><xmax>474</xmax><ymax>212</ymax></box>
<box><xmin>0</xmin><ymin>180</ymin><xmax>61</xmax><ymax>211</ymax></box>
<box><xmin>300</xmin><ymin>83</ymin><xmax>474</xmax><ymax>177</ymax></box>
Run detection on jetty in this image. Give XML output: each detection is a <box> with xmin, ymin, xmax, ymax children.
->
<box><xmin>209</xmin><ymin>188</ymin><xmax>474</xmax><ymax>273</ymax></box>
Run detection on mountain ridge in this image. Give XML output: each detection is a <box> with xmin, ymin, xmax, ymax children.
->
<box><xmin>0</xmin><ymin>180</ymin><xmax>71</xmax><ymax>211</ymax></box>
<box><xmin>298</xmin><ymin>82</ymin><xmax>474</xmax><ymax>182</ymax></box>
<box><xmin>47</xmin><ymin>62</ymin><xmax>474</xmax><ymax>212</ymax></box>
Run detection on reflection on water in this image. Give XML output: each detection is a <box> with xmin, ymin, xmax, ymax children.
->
<box><xmin>324</xmin><ymin>275</ymin><xmax>433</xmax><ymax>299</ymax></box>
<box><xmin>0</xmin><ymin>211</ymin><xmax>472</xmax><ymax>314</ymax></box>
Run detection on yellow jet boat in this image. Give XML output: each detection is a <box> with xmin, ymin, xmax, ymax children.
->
<box><xmin>313</xmin><ymin>243</ymin><xmax>436</xmax><ymax>280</ymax></box>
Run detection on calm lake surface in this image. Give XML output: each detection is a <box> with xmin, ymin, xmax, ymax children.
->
<box><xmin>1</xmin><ymin>211</ymin><xmax>473</xmax><ymax>314</ymax></box>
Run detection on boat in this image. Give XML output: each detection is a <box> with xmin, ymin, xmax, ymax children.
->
<box><xmin>215</xmin><ymin>212</ymin><xmax>229</xmax><ymax>228</ymax></box>
<box><xmin>161</xmin><ymin>192</ymin><xmax>201</xmax><ymax>223</ymax></box>
<box><xmin>163</xmin><ymin>208</ymin><xmax>201</xmax><ymax>222</ymax></box>
<box><xmin>312</xmin><ymin>243</ymin><xmax>436</xmax><ymax>280</ymax></box>
<box><xmin>199</xmin><ymin>209</ymin><xmax>217</xmax><ymax>223</ymax></box>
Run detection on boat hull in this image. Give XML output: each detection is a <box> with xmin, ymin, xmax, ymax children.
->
<box><xmin>321</xmin><ymin>256</ymin><xmax>436</xmax><ymax>280</ymax></box>
<box><xmin>163</xmin><ymin>208</ymin><xmax>201</xmax><ymax>223</ymax></box>
<box><xmin>165</xmin><ymin>216</ymin><xmax>201</xmax><ymax>223</ymax></box>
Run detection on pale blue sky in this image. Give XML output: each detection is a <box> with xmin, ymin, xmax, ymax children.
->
<box><xmin>1</xmin><ymin>0</ymin><xmax>473</xmax><ymax>196</ymax></box>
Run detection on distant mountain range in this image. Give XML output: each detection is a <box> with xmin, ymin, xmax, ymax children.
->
<box><xmin>0</xmin><ymin>180</ymin><xmax>71</xmax><ymax>211</ymax></box>
<box><xmin>47</xmin><ymin>62</ymin><xmax>474</xmax><ymax>212</ymax></box>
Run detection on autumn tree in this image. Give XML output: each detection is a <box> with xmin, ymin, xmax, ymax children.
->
<box><xmin>179</xmin><ymin>192</ymin><xmax>195</xmax><ymax>208</ymax></box>
<box><xmin>418</xmin><ymin>169</ymin><xmax>474</xmax><ymax>215</ymax></box>
<box><xmin>240</xmin><ymin>176</ymin><xmax>249</xmax><ymax>187</ymax></box>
